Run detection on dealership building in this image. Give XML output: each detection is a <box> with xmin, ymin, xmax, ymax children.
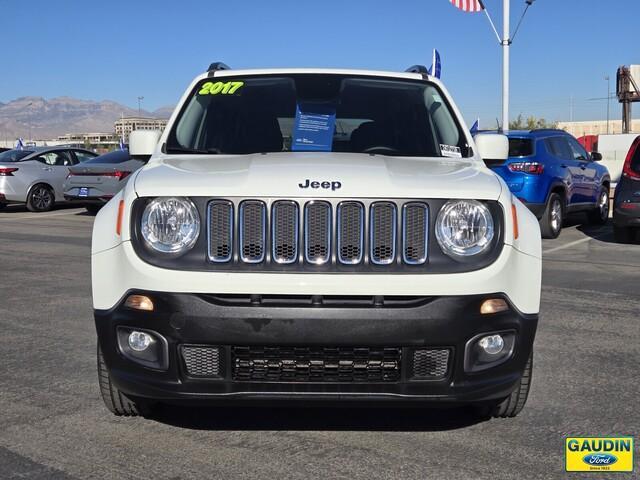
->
<box><xmin>558</xmin><ymin>119</ymin><xmax>640</xmax><ymax>137</ymax></box>
<box><xmin>115</xmin><ymin>117</ymin><xmax>168</xmax><ymax>141</ymax></box>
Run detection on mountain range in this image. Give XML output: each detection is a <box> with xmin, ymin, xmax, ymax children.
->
<box><xmin>0</xmin><ymin>96</ymin><xmax>174</xmax><ymax>141</ymax></box>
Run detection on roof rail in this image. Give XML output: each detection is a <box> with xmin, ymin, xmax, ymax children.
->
<box><xmin>529</xmin><ymin>128</ymin><xmax>565</xmax><ymax>134</ymax></box>
<box><xmin>207</xmin><ymin>62</ymin><xmax>231</xmax><ymax>73</ymax></box>
<box><xmin>405</xmin><ymin>65</ymin><xmax>429</xmax><ymax>75</ymax></box>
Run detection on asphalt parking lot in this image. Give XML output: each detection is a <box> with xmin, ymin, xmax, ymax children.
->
<box><xmin>0</xmin><ymin>205</ymin><xmax>638</xmax><ymax>479</ymax></box>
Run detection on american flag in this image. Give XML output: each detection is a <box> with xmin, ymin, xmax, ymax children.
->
<box><xmin>449</xmin><ymin>0</ymin><xmax>485</xmax><ymax>13</ymax></box>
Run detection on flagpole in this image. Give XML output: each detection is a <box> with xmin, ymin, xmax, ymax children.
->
<box><xmin>502</xmin><ymin>0</ymin><xmax>510</xmax><ymax>132</ymax></box>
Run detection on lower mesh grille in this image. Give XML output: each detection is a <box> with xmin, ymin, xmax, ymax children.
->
<box><xmin>181</xmin><ymin>345</ymin><xmax>222</xmax><ymax>377</ymax></box>
<box><xmin>412</xmin><ymin>349</ymin><xmax>450</xmax><ymax>379</ymax></box>
<box><xmin>232</xmin><ymin>346</ymin><xmax>401</xmax><ymax>382</ymax></box>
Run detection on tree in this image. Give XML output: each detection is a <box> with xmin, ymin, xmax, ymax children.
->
<box><xmin>509</xmin><ymin>114</ymin><xmax>557</xmax><ymax>130</ymax></box>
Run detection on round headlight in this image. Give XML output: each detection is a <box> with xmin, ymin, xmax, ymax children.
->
<box><xmin>141</xmin><ymin>197</ymin><xmax>200</xmax><ymax>254</ymax></box>
<box><xmin>435</xmin><ymin>200</ymin><xmax>494</xmax><ymax>257</ymax></box>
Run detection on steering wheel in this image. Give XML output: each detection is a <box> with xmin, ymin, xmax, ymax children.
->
<box><xmin>362</xmin><ymin>146</ymin><xmax>399</xmax><ymax>154</ymax></box>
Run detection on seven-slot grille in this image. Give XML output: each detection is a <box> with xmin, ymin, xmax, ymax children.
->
<box><xmin>232</xmin><ymin>346</ymin><xmax>401</xmax><ymax>382</ymax></box>
<box><xmin>207</xmin><ymin>199</ymin><xmax>429</xmax><ymax>267</ymax></box>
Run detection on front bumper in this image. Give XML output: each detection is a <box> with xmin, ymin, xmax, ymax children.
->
<box><xmin>96</xmin><ymin>292</ymin><xmax>537</xmax><ymax>404</ymax></box>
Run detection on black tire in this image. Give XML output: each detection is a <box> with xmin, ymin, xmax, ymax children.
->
<box><xmin>97</xmin><ymin>345</ymin><xmax>153</xmax><ymax>417</ymax></box>
<box><xmin>0</xmin><ymin>202</ymin><xmax>7</xmax><ymax>211</ymax></box>
<box><xmin>26</xmin><ymin>184</ymin><xmax>55</xmax><ymax>212</ymax></box>
<box><xmin>85</xmin><ymin>205</ymin><xmax>102</xmax><ymax>215</ymax></box>
<box><xmin>613</xmin><ymin>225</ymin><xmax>633</xmax><ymax>244</ymax></box>
<box><xmin>587</xmin><ymin>186</ymin><xmax>609</xmax><ymax>225</ymax></box>
<box><xmin>490</xmin><ymin>352</ymin><xmax>533</xmax><ymax>418</ymax></box>
<box><xmin>539</xmin><ymin>192</ymin><xmax>564</xmax><ymax>239</ymax></box>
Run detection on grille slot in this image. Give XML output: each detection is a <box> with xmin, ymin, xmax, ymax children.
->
<box><xmin>181</xmin><ymin>345</ymin><xmax>223</xmax><ymax>378</ymax></box>
<box><xmin>272</xmin><ymin>201</ymin><xmax>299</xmax><ymax>264</ymax></box>
<box><xmin>207</xmin><ymin>200</ymin><xmax>233</xmax><ymax>262</ymax></box>
<box><xmin>412</xmin><ymin>349</ymin><xmax>450</xmax><ymax>379</ymax></box>
<box><xmin>402</xmin><ymin>203</ymin><xmax>429</xmax><ymax>265</ymax></box>
<box><xmin>304</xmin><ymin>201</ymin><xmax>331</xmax><ymax>264</ymax></box>
<box><xmin>370</xmin><ymin>202</ymin><xmax>397</xmax><ymax>265</ymax></box>
<box><xmin>239</xmin><ymin>200</ymin><xmax>266</xmax><ymax>263</ymax></box>
<box><xmin>232</xmin><ymin>346</ymin><xmax>401</xmax><ymax>382</ymax></box>
<box><xmin>337</xmin><ymin>201</ymin><xmax>364</xmax><ymax>264</ymax></box>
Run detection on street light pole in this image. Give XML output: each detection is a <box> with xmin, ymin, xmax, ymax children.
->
<box><xmin>502</xmin><ymin>0</ymin><xmax>510</xmax><ymax>132</ymax></box>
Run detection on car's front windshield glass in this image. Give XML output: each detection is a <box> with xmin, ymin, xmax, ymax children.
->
<box><xmin>166</xmin><ymin>74</ymin><xmax>469</xmax><ymax>158</ymax></box>
<box><xmin>0</xmin><ymin>149</ymin><xmax>33</xmax><ymax>162</ymax></box>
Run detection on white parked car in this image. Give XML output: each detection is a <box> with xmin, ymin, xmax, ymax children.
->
<box><xmin>92</xmin><ymin>63</ymin><xmax>542</xmax><ymax>419</ymax></box>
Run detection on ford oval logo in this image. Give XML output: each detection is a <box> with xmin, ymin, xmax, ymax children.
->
<box><xmin>582</xmin><ymin>453</ymin><xmax>618</xmax><ymax>466</ymax></box>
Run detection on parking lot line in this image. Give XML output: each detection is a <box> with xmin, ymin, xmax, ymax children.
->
<box><xmin>543</xmin><ymin>231</ymin><xmax>608</xmax><ymax>254</ymax></box>
<box><xmin>0</xmin><ymin>209</ymin><xmax>85</xmax><ymax>221</ymax></box>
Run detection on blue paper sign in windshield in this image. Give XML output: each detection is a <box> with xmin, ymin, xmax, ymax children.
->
<box><xmin>291</xmin><ymin>103</ymin><xmax>336</xmax><ymax>151</ymax></box>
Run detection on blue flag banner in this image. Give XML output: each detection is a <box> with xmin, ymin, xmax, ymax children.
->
<box><xmin>428</xmin><ymin>49</ymin><xmax>441</xmax><ymax>79</ymax></box>
<box><xmin>15</xmin><ymin>138</ymin><xmax>24</xmax><ymax>150</ymax></box>
<box><xmin>470</xmin><ymin>119</ymin><xmax>479</xmax><ymax>135</ymax></box>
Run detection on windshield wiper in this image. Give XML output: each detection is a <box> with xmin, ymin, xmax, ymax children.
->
<box><xmin>164</xmin><ymin>146</ymin><xmax>221</xmax><ymax>155</ymax></box>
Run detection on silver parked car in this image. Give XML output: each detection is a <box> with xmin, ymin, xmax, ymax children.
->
<box><xmin>0</xmin><ymin>147</ymin><xmax>97</xmax><ymax>212</ymax></box>
<box><xmin>64</xmin><ymin>149</ymin><xmax>146</xmax><ymax>214</ymax></box>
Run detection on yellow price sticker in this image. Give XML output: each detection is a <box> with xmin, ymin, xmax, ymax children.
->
<box><xmin>198</xmin><ymin>81</ymin><xmax>244</xmax><ymax>96</ymax></box>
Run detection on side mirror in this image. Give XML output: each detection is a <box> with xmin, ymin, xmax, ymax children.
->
<box><xmin>129</xmin><ymin>130</ymin><xmax>161</xmax><ymax>157</ymax></box>
<box><xmin>590</xmin><ymin>151</ymin><xmax>603</xmax><ymax>161</ymax></box>
<box><xmin>474</xmin><ymin>133</ymin><xmax>509</xmax><ymax>162</ymax></box>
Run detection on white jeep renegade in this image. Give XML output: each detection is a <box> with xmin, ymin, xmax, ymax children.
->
<box><xmin>92</xmin><ymin>63</ymin><xmax>541</xmax><ymax>418</ymax></box>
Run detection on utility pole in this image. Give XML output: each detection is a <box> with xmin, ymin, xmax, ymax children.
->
<box><xmin>502</xmin><ymin>0</ymin><xmax>510</xmax><ymax>132</ymax></box>
<box><xmin>605</xmin><ymin>76</ymin><xmax>610</xmax><ymax>134</ymax></box>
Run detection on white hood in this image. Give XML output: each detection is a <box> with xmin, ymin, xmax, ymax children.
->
<box><xmin>134</xmin><ymin>152</ymin><xmax>502</xmax><ymax>200</ymax></box>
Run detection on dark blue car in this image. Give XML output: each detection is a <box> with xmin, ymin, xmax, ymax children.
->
<box><xmin>485</xmin><ymin>129</ymin><xmax>611</xmax><ymax>238</ymax></box>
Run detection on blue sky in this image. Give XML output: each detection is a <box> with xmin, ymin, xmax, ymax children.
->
<box><xmin>1</xmin><ymin>0</ymin><xmax>637</xmax><ymax>125</ymax></box>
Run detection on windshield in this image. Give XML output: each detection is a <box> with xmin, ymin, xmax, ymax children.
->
<box><xmin>166</xmin><ymin>74</ymin><xmax>469</xmax><ymax>158</ymax></box>
<box><xmin>0</xmin><ymin>149</ymin><xmax>33</xmax><ymax>162</ymax></box>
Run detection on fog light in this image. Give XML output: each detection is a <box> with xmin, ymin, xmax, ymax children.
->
<box><xmin>128</xmin><ymin>331</ymin><xmax>153</xmax><ymax>351</ymax></box>
<box><xmin>478</xmin><ymin>334</ymin><xmax>505</xmax><ymax>355</ymax></box>
<box><xmin>124</xmin><ymin>294</ymin><xmax>154</xmax><ymax>311</ymax></box>
<box><xmin>480</xmin><ymin>298</ymin><xmax>509</xmax><ymax>315</ymax></box>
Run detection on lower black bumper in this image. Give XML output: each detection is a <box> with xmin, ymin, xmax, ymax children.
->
<box><xmin>95</xmin><ymin>292</ymin><xmax>538</xmax><ymax>405</ymax></box>
<box><xmin>64</xmin><ymin>194</ymin><xmax>108</xmax><ymax>205</ymax></box>
<box><xmin>613</xmin><ymin>205</ymin><xmax>640</xmax><ymax>227</ymax></box>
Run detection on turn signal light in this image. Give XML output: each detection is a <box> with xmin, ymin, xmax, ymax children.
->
<box><xmin>480</xmin><ymin>298</ymin><xmax>509</xmax><ymax>315</ymax></box>
<box><xmin>124</xmin><ymin>294</ymin><xmax>154</xmax><ymax>311</ymax></box>
<box><xmin>508</xmin><ymin>162</ymin><xmax>544</xmax><ymax>174</ymax></box>
<box><xmin>116</xmin><ymin>200</ymin><xmax>124</xmax><ymax>235</ymax></box>
<box><xmin>511</xmin><ymin>203</ymin><xmax>519</xmax><ymax>240</ymax></box>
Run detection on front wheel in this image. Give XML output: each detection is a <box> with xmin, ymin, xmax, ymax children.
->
<box><xmin>0</xmin><ymin>202</ymin><xmax>7</xmax><ymax>211</ymax></box>
<box><xmin>26</xmin><ymin>184</ymin><xmax>55</xmax><ymax>212</ymax></box>
<box><xmin>489</xmin><ymin>353</ymin><xmax>533</xmax><ymax>418</ymax></box>
<box><xmin>587</xmin><ymin>186</ymin><xmax>609</xmax><ymax>225</ymax></box>
<box><xmin>539</xmin><ymin>193</ymin><xmax>564</xmax><ymax>239</ymax></box>
<box><xmin>97</xmin><ymin>345</ymin><xmax>153</xmax><ymax>417</ymax></box>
